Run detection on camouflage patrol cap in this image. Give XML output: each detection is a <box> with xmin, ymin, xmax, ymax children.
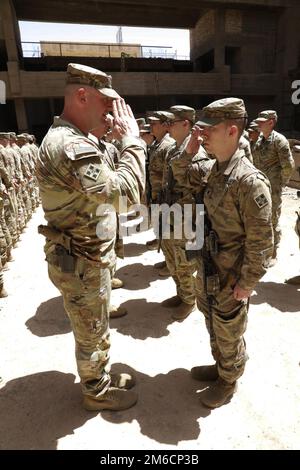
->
<box><xmin>255</xmin><ymin>110</ymin><xmax>277</xmax><ymax>122</ymax></box>
<box><xmin>136</xmin><ymin>118</ymin><xmax>146</xmax><ymax>128</ymax></box>
<box><xmin>66</xmin><ymin>63</ymin><xmax>120</xmax><ymax>99</ymax></box>
<box><xmin>140</xmin><ymin>124</ymin><xmax>151</xmax><ymax>134</ymax></box>
<box><xmin>168</xmin><ymin>105</ymin><xmax>196</xmax><ymax>124</ymax></box>
<box><xmin>17</xmin><ymin>133</ymin><xmax>28</xmax><ymax>141</ymax></box>
<box><xmin>248</xmin><ymin>121</ymin><xmax>259</xmax><ymax>132</ymax></box>
<box><xmin>148</xmin><ymin>111</ymin><xmax>174</xmax><ymax>123</ymax></box>
<box><xmin>0</xmin><ymin>132</ymin><xmax>10</xmax><ymax>139</ymax></box>
<box><xmin>197</xmin><ymin>98</ymin><xmax>247</xmax><ymax>127</ymax></box>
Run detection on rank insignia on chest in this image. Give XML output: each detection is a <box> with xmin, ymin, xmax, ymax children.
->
<box><xmin>254</xmin><ymin>193</ymin><xmax>268</xmax><ymax>209</ymax></box>
<box><xmin>84</xmin><ymin>163</ymin><xmax>101</xmax><ymax>181</ymax></box>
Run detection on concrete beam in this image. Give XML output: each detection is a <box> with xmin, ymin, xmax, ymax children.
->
<box><xmin>13</xmin><ymin>0</ymin><xmax>203</xmax><ymax>28</ymax></box>
<box><xmin>0</xmin><ymin>70</ymin><xmax>279</xmax><ymax>98</ymax></box>
<box><xmin>12</xmin><ymin>0</ymin><xmax>289</xmax><ymax>29</ymax></box>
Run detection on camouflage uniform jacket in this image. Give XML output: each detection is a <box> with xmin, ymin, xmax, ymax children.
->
<box><xmin>178</xmin><ymin>149</ymin><xmax>273</xmax><ymax>291</ymax></box>
<box><xmin>148</xmin><ymin>133</ymin><xmax>174</xmax><ymax>200</ymax></box>
<box><xmin>239</xmin><ymin>135</ymin><xmax>253</xmax><ymax>163</ymax></box>
<box><xmin>0</xmin><ymin>146</ymin><xmax>16</xmax><ymax>181</ymax></box>
<box><xmin>37</xmin><ymin>116</ymin><xmax>145</xmax><ymax>267</ymax></box>
<box><xmin>252</xmin><ymin>130</ymin><xmax>294</xmax><ymax>184</ymax></box>
<box><xmin>0</xmin><ymin>148</ymin><xmax>11</xmax><ymax>189</ymax></box>
<box><xmin>99</xmin><ymin>140</ymin><xmax>120</xmax><ymax>168</ymax></box>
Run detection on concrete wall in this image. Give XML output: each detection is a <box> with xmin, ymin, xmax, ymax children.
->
<box><xmin>40</xmin><ymin>42</ymin><xmax>142</xmax><ymax>58</ymax></box>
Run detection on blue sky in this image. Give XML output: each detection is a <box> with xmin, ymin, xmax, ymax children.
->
<box><xmin>19</xmin><ymin>22</ymin><xmax>190</xmax><ymax>59</ymax></box>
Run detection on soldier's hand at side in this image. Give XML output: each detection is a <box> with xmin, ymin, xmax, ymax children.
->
<box><xmin>233</xmin><ymin>284</ymin><xmax>252</xmax><ymax>301</ymax></box>
<box><xmin>112</xmin><ymin>98</ymin><xmax>139</xmax><ymax>140</ymax></box>
<box><xmin>185</xmin><ymin>125</ymin><xmax>203</xmax><ymax>155</ymax></box>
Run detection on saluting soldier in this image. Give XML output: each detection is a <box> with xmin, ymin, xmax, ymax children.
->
<box><xmin>37</xmin><ymin>63</ymin><xmax>146</xmax><ymax>411</ymax></box>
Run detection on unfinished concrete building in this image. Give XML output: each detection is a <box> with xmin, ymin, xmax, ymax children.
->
<box><xmin>0</xmin><ymin>0</ymin><xmax>300</xmax><ymax>141</ymax></box>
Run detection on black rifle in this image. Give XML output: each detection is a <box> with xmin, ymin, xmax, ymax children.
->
<box><xmin>194</xmin><ymin>192</ymin><xmax>220</xmax><ymax>341</ymax></box>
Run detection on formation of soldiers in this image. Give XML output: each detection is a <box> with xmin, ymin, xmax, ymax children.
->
<box><xmin>28</xmin><ymin>63</ymin><xmax>298</xmax><ymax>411</ymax></box>
<box><xmin>0</xmin><ymin>132</ymin><xmax>40</xmax><ymax>297</ymax></box>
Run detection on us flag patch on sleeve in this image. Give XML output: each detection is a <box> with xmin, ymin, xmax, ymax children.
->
<box><xmin>254</xmin><ymin>193</ymin><xmax>268</xmax><ymax>209</ymax></box>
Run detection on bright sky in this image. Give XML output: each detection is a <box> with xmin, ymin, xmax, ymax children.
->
<box><xmin>19</xmin><ymin>21</ymin><xmax>190</xmax><ymax>59</ymax></box>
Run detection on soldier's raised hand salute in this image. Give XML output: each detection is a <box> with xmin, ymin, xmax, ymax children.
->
<box><xmin>112</xmin><ymin>98</ymin><xmax>139</xmax><ymax>139</ymax></box>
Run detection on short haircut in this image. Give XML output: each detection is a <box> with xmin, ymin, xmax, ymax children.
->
<box><xmin>225</xmin><ymin>118</ymin><xmax>247</xmax><ymax>139</ymax></box>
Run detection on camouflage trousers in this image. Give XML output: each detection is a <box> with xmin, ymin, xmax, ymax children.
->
<box><xmin>0</xmin><ymin>257</ymin><xmax>3</xmax><ymax>289</ymax></box>
<box><xmin>161</xmin><ymin>238</ymin><xmax>197</xmax><ymax>305</ymax></box>
<box><xmin>269</xmin><ymin>176</ymin><xmax>282</xmax><ymax>254</ymax></box>
<box><xmin>0</xmin><ymin>220</ymin><xmax>7</xmax><ymax>265</ymax></box>
<box><xmin>47</xmin><ymin>256</ymin><xmax>112</xmax><ymax>397</ymax></box>
<box><xmin>0</xmin><ymin>204</ymin><xmax>11</xmax><ymax>262</ymax></box>
<box><xmin>195</xmin><ymin>270</ymin><xmax>248</xmax><ymax>384</ymax></box>
<box><xmin>4</xmin><ymin>191</ymin><xmax>18</xmax><ymax>245</ymax></box>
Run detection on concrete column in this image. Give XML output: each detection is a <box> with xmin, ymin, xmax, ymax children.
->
<box><xmin>0</xmin><ymin>0</ymin><xmax>22</xmax><ymax>62</ymax></box>
<box><xmin>214</xmin><ymin>9</ymin><xmax>225</xmax><ymax>71</ymax></box>
<box><xmin>275</xmin><ymin>5</ymin><xmax>300</xmax><ymax>131</ymax></box>
<box><xmin>14</xmin><ymin>98</ymin><xmax>28</xmax><ymax>132</ymax></box>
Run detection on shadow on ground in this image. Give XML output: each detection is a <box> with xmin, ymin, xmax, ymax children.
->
<box><xmin>26</xmin><ymin>296</ymin><xmax>71</xmax><ymax>337</ymax></box>
<box><xmin>251</xmin><ymin>281</ymin><xmax>300</xmax><ymax>312</ymax></box>
<box><xmin>115</xmin><ymin>263</ymin><xmax>164</xmax><ymax>290</ymax></box>
<box><xmin>0</xmin><ymin>365</ymin><xmax>210</xmax><ymax>448</ymax></box>
<box><xmin>0</xmin><ymin>371</ymin><xmax>91</xmax><ymax>450</ymax></box>
<box><xmin>123</xmin><ymin>243</ymin><xmax>149</xmax><ymax>257</ymax></box>
<box><xmin>103</xmin><ymin>363</ymin><xmax>211</xmax><ymax>445</ymax></box>
<box><xmin>110</xmin><ymin>298</ymin><xmax>177</xmax><ymax>339</ymax></box>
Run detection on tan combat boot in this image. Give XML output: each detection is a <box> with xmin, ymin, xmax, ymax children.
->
<box><xmin>0</xmin><ymin>286</ymin><xmax>8</xmax><ymax>298</ymax></box>
<box><xmin>83</xmin><ymin>388</ymin><xmax>138</xmax><ymax>411</ymax></box>
<box><xmin>146</xmin><ymin>239</ymin><xmax>159</xmax><ymax>250</ymax></box>
<box><xmin>161</xmin><ymin>295</ymin><xmax>182</xmax><ymax>308</ymax></box>
<box><xmin>111</xmin><ymin>277</ymin><xmax>124</xmax><ymax>289</ymax></box>
<box><xmin>109</xmin><ymin>305</ymin><xmax>127</xmax><ymax>318</ymax></box>
<box><xmin>110</xmin><ymin>372</ymin><xmax>135</xmax><ymax>390</ymax></box>
<box><xmin>285</xmin><ymin>275</ymin><xmax>300</xmax><ymax>285</ymax></box>
<box><xmin>172</xmin><ymin>302</ymin><xmax>195</xmax><ymax>321</ymax></box>
<box><xmin>199</xmin><ymin>377</ymin><xmax>237</xmax><ymax>408</ymax></box>
<box><xmin>154</xmin><ymin>260</ymin><xmax>166</xmax><ymax>269</ymax></box>
<box><xmin>158</xmin><ymin>265</ymin><xmax>170</xmax><ymax>277</ymax></box>
<box><xmin>191</xmin><ymin>363</ymin><xmax>219</xmax><ymax>381</ymax></box>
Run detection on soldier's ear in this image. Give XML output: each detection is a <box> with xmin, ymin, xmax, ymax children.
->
<box><xmin>228</xmin><ymin>124</ymin><xmax>238</xmax><ymax>138</ymax></box>
<box><xmin>77</xmin><ymin>87</ymin><xmax>88</xmax><ymax>103</ymax></box>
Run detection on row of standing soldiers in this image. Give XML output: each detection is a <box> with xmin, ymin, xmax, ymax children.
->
<box><xmin>0</xmin><ymin>132</ymin><xmax>40</xmax><ymax>297</ymax></box>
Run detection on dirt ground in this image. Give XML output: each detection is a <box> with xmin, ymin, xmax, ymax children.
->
<box><xmin>0</xmin><ymin>189</ymin><xmax>299</xmax><ymax>450</ymax></box>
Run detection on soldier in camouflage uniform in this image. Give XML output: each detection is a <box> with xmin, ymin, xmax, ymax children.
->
<box><xmin>247</xmin><ymin>121</ymin><xmax>260</xmax><ymax>150</ymax></box>
<box><xmin>17</xmin><ymin>134</ymin><xmax>35</xmax><ymax>217</ymax></box>
<box><xmin>140</xmin><ymin>123</ymin><xmax>155</xmax><ymax>147</ymax></box>
<box><xmin>178</xmin><ymin>98</ymin><xmax>273</xmax><ymax>408</ymax></box>
<box><xmin>239</xmin><ymin>132</ymin><xmax>253</xmax><ymax>163</ymax></box>
<box><xmin>90</xmin><ymin>124</ymin><xmax>127</xmax><ymax>318</ymax></box>
<box><xmin>159</xmin><ymin>106</ymin><xmax>203</xmax><ymax>320</ymax></box>
<box><xmin>0</xmin><ymin>257</ymin><xmax>7</xmax><ymax>298</ymax></box>
<box><xmin>36</xmin><ymin>63</ymin><xmax>146</xmax><ymax>411</ymax></box>
<box><xmin>0</xmin><ymin>134</ymin><xmax>18</xmax><ymax>245</ymax></box>
<box><xmin>8</xmin><ymin>133</ymin><xmax>26</xmax><ymax>233</ymax></box>
<box><xmin>0</xmin><ymin>142</ymin><xmax>13</xmax><ymax>264</ymax></box>
<box><xmin>252</xmin><ymin>110</ymin><xmax>294</xmax><ymax>265</ymax></box>
<box><xmin>285</xmin><ymin>204</ymin><xmax>300</xmax><ymax>285</ymax></box>
<box><xmin>146</xmin><ymin>111</ymin><xmax>175</xmax><ymax>251</ymax></box>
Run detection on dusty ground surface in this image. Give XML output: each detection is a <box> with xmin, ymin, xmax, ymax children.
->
<box><xmin>0</xmin><ymin>189</ymin><xmax>299</xmax><ymax>450</ymax></box>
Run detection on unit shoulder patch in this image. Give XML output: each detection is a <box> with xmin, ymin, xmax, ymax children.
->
<box><xmin>84</xmin><ymin>163</ymin><xmax>101</xmax><ymax>181</ymax></box>
<box><xmin>254</xmin><ymin>193</ymin><xmax>268</xmax><ymax>209</ymax></box>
